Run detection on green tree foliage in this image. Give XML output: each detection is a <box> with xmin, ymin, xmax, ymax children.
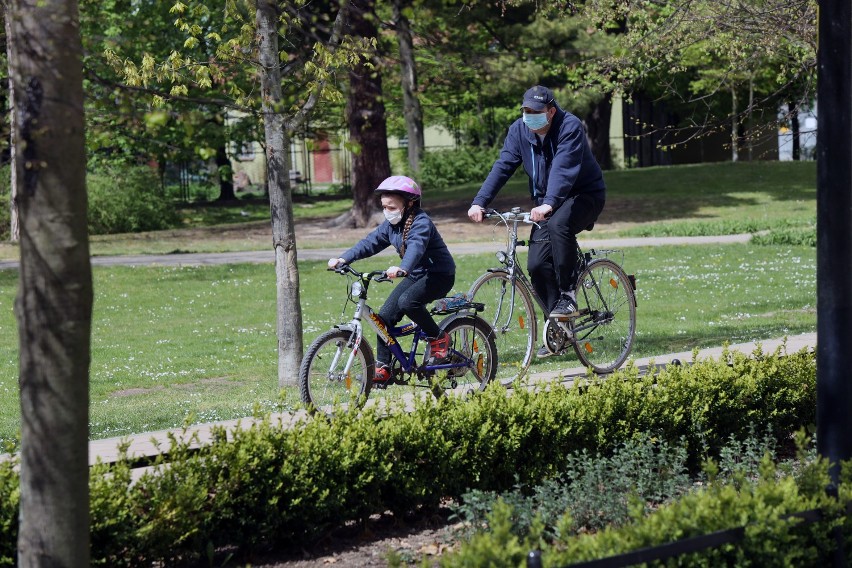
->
<box><xmin>571</xmin><ymin>0</ymin><xmax>816</xmax><ymax>150</ymax></box>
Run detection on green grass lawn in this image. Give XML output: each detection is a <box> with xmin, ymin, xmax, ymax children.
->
<box><xmin>0</xmin><ymin>240</ymin><xmax>816</xmax><ymax>446</ymax></box>
<box><xmin>0</xmin><ymin>161</ymin><xmax>817</xmax><ymax>260</ymax></box>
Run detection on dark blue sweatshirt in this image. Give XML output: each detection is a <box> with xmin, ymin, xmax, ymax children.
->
<box><xmin>472</xmin><ymin>106</ymin><xmax>605</xmax><ymax>210</ymax></box>
<box><xmin>341</xmin><ymin>209</ymin><xmax>455</xmax><ymax>279</ymax></box>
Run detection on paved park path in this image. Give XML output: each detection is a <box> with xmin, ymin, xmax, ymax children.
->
<box><xmin>0</xmin><ymin>233</ymin><xmax>753</xmax><ymax>270</ymax></box>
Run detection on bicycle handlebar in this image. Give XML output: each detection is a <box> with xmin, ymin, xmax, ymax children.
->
<box><xmin>330</xmin><ymin>264</ymin><xmax>394</xmax><ymax>282</ymax></box>
<box><xmin>484</xmin><ymin>207</ymin><xmax>537</xmax><ymax>225</ymax></box>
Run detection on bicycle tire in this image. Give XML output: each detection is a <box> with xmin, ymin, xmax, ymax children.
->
<box><xmin>433</xmin><ymin>315</ymin><xmax>498</xmax><ymax>395</ymax></box>
<box><xmin>298</xmin><ymin>328</ymin><xmax>375</xmax><ymax>412</ymax></box>
<box><xmin>571</xmin><ymin>258</ymin><xmax>636</xmax><ymax>374</ymax></box>
<box><xmin>468</xmin><ymin>270</ymin><xmax>537</xmax><ymax>382</ymax></box>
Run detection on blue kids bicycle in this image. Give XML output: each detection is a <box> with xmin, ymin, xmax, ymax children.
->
<box><xmin>298</xmin><ymin>264</ymin><xmax>498</xmax><ymax>412</ymax></box>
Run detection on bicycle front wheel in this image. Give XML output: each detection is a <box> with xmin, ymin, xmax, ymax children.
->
<box><xmin>468</xmin><ymin>270</ymin><xmax>537</xmax><ymax>383</ymax></box>
<box><xmin>298</xmin><ymin>329</ymin><xmax>375</xmax><ymax>412</ymax></box>
<box><xmin>572</xmin><ymin>259</ymin><xmax>636</xmax><ymax>374</ymax></box>
<box><xmin>434</xmin><ymin>315</ymin><xmax>498</xmax><ymax>395</ymax></box>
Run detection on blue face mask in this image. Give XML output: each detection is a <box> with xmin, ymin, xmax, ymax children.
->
<box><xmin>523</xmin><ymin>112</ymin><xmax>549</xmax><ymax>131</ymax></box>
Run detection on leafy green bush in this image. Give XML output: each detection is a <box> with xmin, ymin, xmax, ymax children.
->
<box><xmin>417</xmin><ymin>146</ymin><xmax>500</xmax><ymax>190</ymax></box>
<box><xmin>87</xmin><ymin>166</ymin><xmax>181</xmax><ymax>235</ymax></box>
<box><xmin>451</xmin><ymin>434</ymin><xmax>693</xmax><ymax>541</ymax></box>
<box><xmin>449</xmin><ymin>425</ymin><xmax>786</xmax><ymax>546</ymax></box>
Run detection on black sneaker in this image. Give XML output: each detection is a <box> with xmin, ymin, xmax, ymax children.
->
<box><xmin>550</xmin><ymin>294</ymin><xmax>578</xmax><ymax>319</ymax></box>
<box><xmin>536</xmin><ymin>345</ymin><xmax>555</xmax><ymax>359</ymax></box>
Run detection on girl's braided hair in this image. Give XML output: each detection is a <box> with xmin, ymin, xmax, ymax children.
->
<box><xmin>399</xmin><ymin>206</ymin><xmax>420</xmax><ymax>258</ymax></box>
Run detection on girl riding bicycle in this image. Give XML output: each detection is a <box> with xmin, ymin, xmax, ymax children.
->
<box><xmin>327</xmin><ymin>176</ymin><xmax>456</xmax><ymax>383</ymax></box>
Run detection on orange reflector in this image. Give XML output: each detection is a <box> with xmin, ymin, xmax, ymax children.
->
<box><xmin>519</xmin><ymin>315</ymin><xmax>525</xmax><ymax>329</ymax></box>
<box><xmin>609</xmin><ymin>278</ymin><xmax>618</xmax><ymax>289</ymax></box>
<box><xmin>473</xmin><ymin>339</ymin><xmax>479</xmax><ymax>352</ymax></box>
<box><xmin>345</xmin><ymin>374</ymin><xmax>352</xmax><ymax>389</ymax></box>
<box><xmin>584</xmin><ymin>342</ymin><xmax>593</xmax><ymax>353</ymax></box>
<box><xmin>476</xmin><ymin>354</ymin><xmax>484</xmax><ymax>375</ymax></box>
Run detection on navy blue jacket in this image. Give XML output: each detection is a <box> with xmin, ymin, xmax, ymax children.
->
<box><xmin>472</xmin><ymin>106</ymin><xmax>605</xmax><ymax>210</ymax></box>
<box><xmin>341</xmin><ymin>209</ymin><xmax>455</xmax><ymax>279</ymax></box>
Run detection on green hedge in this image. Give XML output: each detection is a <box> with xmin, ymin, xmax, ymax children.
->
<box><xmin>0</xmin><ymin>345</ymin><xmax>817</xmax><ymax>565</ymax></box>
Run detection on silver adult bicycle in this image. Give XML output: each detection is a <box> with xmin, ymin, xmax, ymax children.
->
<box><xmin>468</xmin><ymin>208</ymin><xmax>637</xmax><ymax>381</ymax></box>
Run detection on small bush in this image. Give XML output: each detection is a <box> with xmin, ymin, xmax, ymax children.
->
<box><xmin>417</xmin><ymin>146</ymin><xmax>500</xmax><ymax>191</ymax></box>
<box><xmin>752</xmin><ymin>226</ymin><xmax>817</xmax><ymax>247</ymax></box>
<box><xmin>87</xmin><ymin>166</ymin><xmax>181</xmax><ymax>235</ymax></box>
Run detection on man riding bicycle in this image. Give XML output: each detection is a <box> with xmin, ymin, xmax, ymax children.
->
<box><xmin>467</xmin><ymin>85</ymin><xmax>606</xmax><ymax>358</ymax></box>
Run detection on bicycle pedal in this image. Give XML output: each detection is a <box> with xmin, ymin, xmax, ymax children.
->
<box><xmin>550</xmin><ymin>313</ymin><xmax>579</xmax><ymax>321</ymax></box>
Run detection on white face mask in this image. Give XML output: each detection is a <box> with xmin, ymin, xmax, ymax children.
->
<box><xmin>384</xmin><ymin>209</ymin><xmax>403</xmax><ymax>225</ymax></box>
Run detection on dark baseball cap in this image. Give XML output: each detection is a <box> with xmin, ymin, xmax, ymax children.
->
<box><xmin>522</xmin><ymin>85</ymin><xmax>555</xmax><ymax>112</ymax></box>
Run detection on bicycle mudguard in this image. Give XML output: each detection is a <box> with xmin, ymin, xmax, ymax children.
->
<box><xmin>430</xmin><ymin>293</ymin><xmax>485</xmax><ymax>315</ymax></box>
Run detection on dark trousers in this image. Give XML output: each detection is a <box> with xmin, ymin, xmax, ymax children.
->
<box><xmin>528</xmin><ymin>193</ymin><xmax>605</xmax><ymax>312</ymax></box>
<box><xmin>376</xmin><ymin>271</ymin><xmax>455</xmax><ymax>366</ymax></box>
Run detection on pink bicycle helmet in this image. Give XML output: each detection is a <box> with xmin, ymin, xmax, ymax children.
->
<box><xmin>375</xmin><ymin>175</ymin><xmax>422</xmax><ymax>198</ymax></box>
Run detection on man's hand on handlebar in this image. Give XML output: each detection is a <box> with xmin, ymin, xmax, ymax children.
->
<box><xmin>530</xmin><ymin>204</ymin><xmax>553</xmax><ymax>222</ymax></box>
<box><xmin>327</xmin><ymin>257</ymin><xmax>346</xmax><ymax>270</ymax></box>
<box><xmin>467</xmin><ymin>204</ymin><xmax>485</xmax><ymax>223</ymax></box>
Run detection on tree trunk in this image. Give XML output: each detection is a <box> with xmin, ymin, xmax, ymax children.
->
<box><xmin>731</xmin><ymin>87</ymin><xmax>738</xmax><ymax>162</ymax></box>
<box><xmin>584</xmin><ymin>93</ymin><xmax>613</xmax><ymax>170</ymax></box>
<box><xmin>789</xmin><ymin>99</ymin><xmax>801</xmax><ymax>161</ymax></box>
<box><xmin>257</xmin><ymin>0</ymin><xmax>303</xmax><ymax>387</ymax></box>
<box><xmin>346</xmin><ymin>0</ymin><xmax>390</xmax><ymax>228</ymax></box>
<box><xmin>392</xmin><ymin>0</ymin><xmax>424</xmax><ymax>173</ymax></box>
<box><xmin>215</xmin><ymin>144</ymin><xmax>236</xmax><ymax>201</ymax></box>
<box><xmin>7</xmin><ymin>0</ymin><xmax>92</xmax><ymax>565</ymax></box>
<box><xmin>4</xmin><ymin>9</ymin><xmax>19</xmax><ymax>242</ymax></box>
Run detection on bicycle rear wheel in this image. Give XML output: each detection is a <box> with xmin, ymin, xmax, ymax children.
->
<box><xmin>433</xmin><ymin>315</ymin><xmax>498</xmax><ymax>395</ymax></box>
<box><xmin>468</xmin><ymin>270</ymin><xmax>537</xmax><ymax>383</ymax></box>
<box><xmin>298</xmin><ymin>329</ymin><xmax>374</xmax><ymax>412</ymax></box>
<box><xmin>571</xmin><ymin>259</ymin><xmax>636</xmax><ymax>374</ymax></box>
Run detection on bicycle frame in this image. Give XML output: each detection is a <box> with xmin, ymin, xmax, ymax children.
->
<box><xmin>486</xmin><ymin>209</ymin><xmax>618</xmax><ymax>339</ymax></box>
<box><xmin>334</xmin><ymin>270</ymin><xmax>479</xmax><ymax>380</ymax></box>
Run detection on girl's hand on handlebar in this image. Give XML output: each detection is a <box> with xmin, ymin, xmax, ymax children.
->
<box><xmin>385</xmin><ymin>266</ymin><xmax>406</xmax><ymax>279</ymax></box>
<box><xmin>327</xmin><ymin>257</ymin><xmax>346</xmax><ymax>270</ymax></box>
<box><xmin>467</xmin><ymin>204</ymin><xmax>485</xmax><ymax>223</ymax></box>
<box><xmin>530</xmin><ymin>204</ymin><xmax>553</xmax><ymax>222</ymax></box>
